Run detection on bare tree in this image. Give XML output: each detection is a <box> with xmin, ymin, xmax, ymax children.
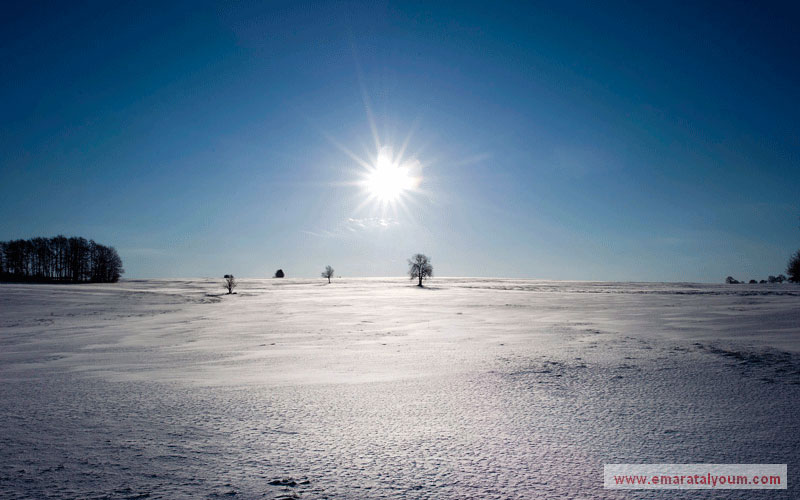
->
<box><xmin>224</xmin><ymin>274</ymin><xmax>237</xmax><ymax>294</ymax></box>
<box><xmin>408</xmin><ymin>253</ymin><xmax>433</xmax><ymax>287</ymax></box>
<box><xmin>321</xmin><ymin>265</ymin><xmax>334</xmax><ymax>283</ymax></box>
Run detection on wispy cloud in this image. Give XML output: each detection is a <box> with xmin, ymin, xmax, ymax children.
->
<box><xmin>345</xmin><ymin>217</ymin><xmax>399</xmax><ymax>229</ymax></box>
<box><xmin>303</xmin><ymin>217</ymin><xmax>399</xmax><ymax>238</ymax></box>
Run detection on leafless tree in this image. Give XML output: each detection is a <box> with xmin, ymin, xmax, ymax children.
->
<box><xmin>408</xmin><ymin>253</ymin><xmax>433</xmax><ymax>287</ymax></box>
<box><xmin>224</xmin><ymin>274</ymin><xmax>237</xmax><ymax>294</ymax></box>
<box><xmin>321</xmin><ymin>265</ymin><xmax>334</xmax><ymax>283</ymax></box>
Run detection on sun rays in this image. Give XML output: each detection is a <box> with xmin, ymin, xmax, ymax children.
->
<box><xmin>322</xmin><ymin>125</ymin><xmax>428</xmax><ymax>220</ymax></box>
<box><xmin>362</xmin><ymin>146</ymin><xmax>421</xmax><ymax>205</ymax></box>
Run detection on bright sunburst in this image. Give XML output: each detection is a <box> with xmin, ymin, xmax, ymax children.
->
<box><xmin>358</xmin><ymin>146</ymin><xmax>421</xmax><ymax>208</ymax></box>
<box><xmin>364</xmin><ymin>148</ymin><xmax>417</xmax><ymax>202</ymax></box>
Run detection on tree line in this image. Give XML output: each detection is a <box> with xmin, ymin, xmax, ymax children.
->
<box><xmin>0</xmin><ymin>236</ymin><xmax>124</xmax><ymax>283</ymax></box>
<box><xmin>726</xmin><ymin>249</ymin><xmax>800</xmax><ymax>284</ymax></box>
<box><xmin>726</xmin><ymin>274</ymin><xmax>787</xmax><ymax>284</ymax></box>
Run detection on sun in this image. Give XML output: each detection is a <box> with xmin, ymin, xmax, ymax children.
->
<box><xmin>362</xmin><ymin>148</ymin><xmax>419</xmax><ymax>203</ymax></box>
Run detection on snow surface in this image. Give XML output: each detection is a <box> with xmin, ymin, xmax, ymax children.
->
<box><xmin>1</xmin><ymin>278</ymin><xmax>799</xmax><ymax>499</ymax></box>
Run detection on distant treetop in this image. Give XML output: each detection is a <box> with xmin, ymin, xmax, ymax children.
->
<box><xmin>789</xmin><ymin>250</ymin><xmax>800</xmax><ymax>283</ymax></box>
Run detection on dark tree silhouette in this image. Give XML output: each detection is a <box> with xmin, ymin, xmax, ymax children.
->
<box><xmin>321</xmin><ymin>265</ymin><xmax>334</xmax><ymax>283</ymax></box>
<box><xmin>224</xmin><ymin>274</ymin><xmax>237</xmax><ymax>294</ymax></box>
<box><xmin>274</xmin><ymin>269</ymin><xmax>285</xmax><ymax>278</ymax></box>
<box><xmin>749</xmin><ymin>279</ymin><xmax>757</xmax><ymax>284</ymax></box>
<box><xmin>0</xmin><ymin>236</ymin><xmax>123</xmax><ymax>283</ymax></box>
<box><xmin>787</xmin><ymin>250</ymin><xmax>800</xmax><ymax>283</ymax></box>
<box><xmin>725</xmin><ymin>276</ymin><xmax>739</xmax><ymax>284</ymax></box>
<box><xmin>408</xmin><ymin>253</ymin><xmax>433</xmax><ymax>287</ymax></box>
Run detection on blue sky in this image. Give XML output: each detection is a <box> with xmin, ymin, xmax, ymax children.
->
<box><xmin>2</xmin><ymin>1</ymin><xmax>798</xmax><ymax>281</ymax></box>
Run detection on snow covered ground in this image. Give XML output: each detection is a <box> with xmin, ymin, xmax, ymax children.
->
<box><xmin>1</xmin><ymin>278</ymin><xmax>799</xmax><ymax>499</ymax></box>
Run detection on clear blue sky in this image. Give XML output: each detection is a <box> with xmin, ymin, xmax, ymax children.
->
<box><xmin>2</xmin><ymin>1</ymin><xmax>798</xmax><ymax>281</ymax></box>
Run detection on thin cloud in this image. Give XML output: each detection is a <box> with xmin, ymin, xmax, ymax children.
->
<box><xmin>303</xmin><ymin>217</ymin><xmax>399</xmax><ymax>238</ymax></box>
